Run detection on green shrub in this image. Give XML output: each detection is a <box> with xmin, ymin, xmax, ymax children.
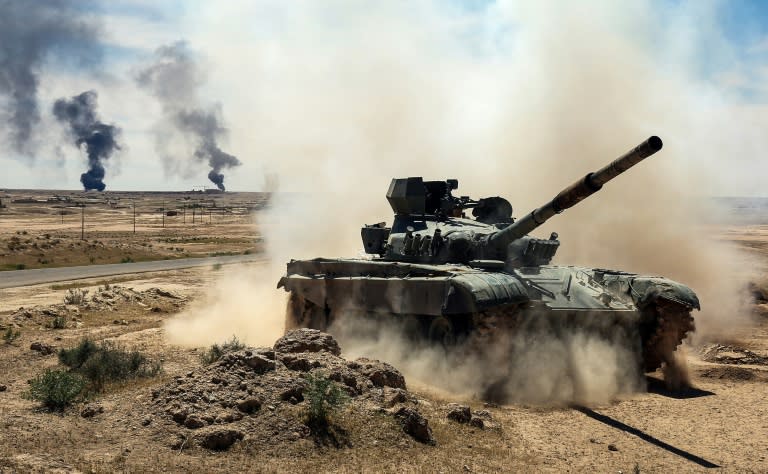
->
<box><xmin>120</xmin><ymin>256</ymin><xmax>134</xmax><ymax>264</ymax></box>
<box><xmin>200</xmin><ymin>336</ymin><xmax>245</xmax><ymax>365</ymax></box>
<box><xmin>79</xmin><ymin>342</ymin><xmax>160</xmax><ymax>391</ymax></box>
<box><xmin>49</xmin><ymin>315</ymin><xmax>67</xmax><ymax>329</ymax></box>
<box><xmin>15</xmin><ymin>263</ymin><xmax>25</xmax><ymax>270</ymax></box>
<box><xmin>60</xmin><ymin>339</ymin><xmax>160</xmax><ymax>392</ymax></box>
<box><xmin>24</xmin><ymin>369</ymin><xmax>85</xmax><ymax>411</ymax></box>
<box><xmin>3</xmin><ymin>327</ymin><xmax>21</xmax><ymax>345</ymax></box>
<box><xmin>304</xmin><ymin>373</ymin><xmax>349</xmax><ymax>428</ymax></box>
<box><xmin>59</xmin><ymin>338</ymin><xmax>99</xmax><ymax>369</ymax></box>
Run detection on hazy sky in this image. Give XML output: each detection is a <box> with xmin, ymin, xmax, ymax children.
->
<box><xmin>1</xmin><ymin>0</ymin><xmax>767</xmax><ymax>195</ymax></box>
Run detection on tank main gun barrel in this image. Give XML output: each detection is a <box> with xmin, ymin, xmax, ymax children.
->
<box><xmin>488</xmin><ymin>136</ymin><xmax>663</xmax><ymax>248</ymax></box>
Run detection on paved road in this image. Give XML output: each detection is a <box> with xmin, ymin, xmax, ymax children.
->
<box><xmin>0</xmin><ymin>255</ymin><xmax>265</xmax><ymax>289</ymax></box>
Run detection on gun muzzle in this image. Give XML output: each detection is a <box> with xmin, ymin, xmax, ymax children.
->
<box><xmin>489</xmin><ymin>136</ymin><xmax>663</xmax><ymax>247</ymax></box>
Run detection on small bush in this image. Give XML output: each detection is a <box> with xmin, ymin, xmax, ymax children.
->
<box><xmin>200</xmin><ymin>336</ymin><xmax>245</xmax><ymax>365</ymax></box>
<box><xmin>63</xmin><ymin>288</ymin><xmax>89</xmax><ymax>305</ymax></box>
<box><xmin>120</xmin><ymin>256</ymin><xmax>134</xmax><ymax>264</ymax></box>
<box><xmin>304</xmin><ymin>373</ymin><xmax>349</xmax><ymax>428</ymax></box>
<box><xmin>15</xmin><ymin>263</ymin><xmax>25</xmax><ymax>270</ymax></box>
<box><xmin>3</xmin><ymin>327</ymin><xmax>21</xmax><ymax>345</ymax></box>
<box><xmin>59</xmin><ymin>338</ymin><xmax>99</xmax><ymax>369</ymax></box>
<box><xmin>49</xmin><ymin>315</ymin><xmax>67</xmax><ymax>329</ymax></box>
<box><xmin>211</xmin><ymin>263</ymin><xmax>223</xmax><ymax>271</ymax></box>
<box><xmin>60</xmin><ymin>339</ymin><xmax>161</xmax><ymax>392</ymax></box>
<box><xmin>79</xmin><ymin>342</ymin><xmax>160</xmax><ymax>391</ymax></box>
<box><xmin>24</xmin><ymin>369</ymin><xmax>85</xmax><ymax>411</ymax></box>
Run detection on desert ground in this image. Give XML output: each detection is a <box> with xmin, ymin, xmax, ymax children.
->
<box><xmin>0</xmin><ymin>189</ymin><xmax>267</xmax><ymax>271</ymax></box>
<box><xmin>0</xmin><ymin>192</ymin><xmax>767</xmax><ymax>473</ymax></box>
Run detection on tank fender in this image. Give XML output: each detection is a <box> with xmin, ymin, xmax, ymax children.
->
<box><xmin>629</xmin><ymin>277</ymin><xmax>700</xmax><ymax>310</ymax></box>
<box><xmin>444</xmin><ymin>273</ymin><xmax>530</xmax><ymax>313</ymax></box>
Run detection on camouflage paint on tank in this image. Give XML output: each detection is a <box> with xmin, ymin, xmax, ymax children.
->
<box><xmin>278</xmin><ymin>136</ymin><xmax>699</xmax><ymax>373</ymax></box>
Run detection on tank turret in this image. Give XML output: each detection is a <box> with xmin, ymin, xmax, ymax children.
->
<box><xmin>361</xmin><ymin>136</ymin><xmax>663</xmax><ymax>266</ymax></box>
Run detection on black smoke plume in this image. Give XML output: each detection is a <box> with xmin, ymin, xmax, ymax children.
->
<box><xmin>53</xmin><ymin>90</ymin><xmax>121</xmax><ymax>191</ymax></box>
<box><xmin>136</xmin><ymin>41</ymin><xmax>241</xmax><ymax>191</ymax></box>
<box><xmin>0</xmin><ymin>0</ymin><xmax>101</xmax><ymax>155</ymax></box>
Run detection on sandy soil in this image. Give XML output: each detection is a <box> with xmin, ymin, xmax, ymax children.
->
<box><xmin>0</xmin><ymin>202</ymin><xmax>766</xmax><ymax>473</ymax></box>
<box><xmin>0</xmin><ymin>189</ymin><xmax>267</xmax><ymax>270</ymax></box>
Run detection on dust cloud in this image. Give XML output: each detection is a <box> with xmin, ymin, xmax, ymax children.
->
<box><xmin>164</xmin><ymin>191</ymin><xmax>367</xmax><ymax>347</ymax></box>
<box><xmin>332</xmin><ymin>315</ymin><xmax>644</xmax><ymax>406</ymax></box>
<box><xmin>167</xmin><ymin>1</ymin><xmax>760</xmax><ymax>400</ymax></box>
<box><xmin>662</xmin><ymin>347</ymin><xmax>693</xmax><ymax>392</ymax></box>
<box><xmin>163</xmin><ymin>264</ymin><xmax>286</xmax><ymax>348</ymax></box>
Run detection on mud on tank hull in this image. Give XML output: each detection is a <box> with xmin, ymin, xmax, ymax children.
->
<box><xmin>278</xmin><ymin>258</ymin><xmax>699</xmax><ymax>373</ymax></box>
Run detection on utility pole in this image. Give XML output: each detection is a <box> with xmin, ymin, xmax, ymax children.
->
<box><xmin>80</xmin><ymin>204</ymin><xmax>85</xmax><ymax>240</ymax></box>
<box><xmin>162</xmin><ymin>201</ymin><xmax>165</xmax><ymax>228</ymax></box>
<box><xmin>183</xmin><ymin>206</ymin><xmax>186</xmax><ymax>225</ymax></box>
<box><xmin>133</xmin><ymin>200</ymin><xmax>136</xmax><ymax>234</ymax></box>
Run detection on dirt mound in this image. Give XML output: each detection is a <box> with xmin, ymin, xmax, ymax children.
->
<box><xmin>700</xmin><ymin>344</ymin><xmax>768</xmax><ymax>366</ymax></box>
<box><xmin>4</xmin><ymin>285</ymin><xmax>186</xmax><ymax>328</ymax></box>
<box><xmin>147</xmin><ymin>329</ymin><xmax>426</xmax><ymax>451</ymax></box>
<box><xmin>698</xmin><ymin>366</ymin><xmax>760</xmax><ymax>382</ymax></box>
<box><xmin>9</xmin><ymin>304</ymin><xmax>74</xmax><ymax>324</ymax></box>
<box><xmin>85</xmin><ymin>285</ymin><xmax>186</xmax><ymax>311</ymax></box>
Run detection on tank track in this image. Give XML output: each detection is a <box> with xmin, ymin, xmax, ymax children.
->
<box><xmin>467</xmin><ymin>302</ymin><xmax>696</xmax><ymax>373</ymax></box>
<box><xmin>284</xmin><ymin>294</ymin><xmax>696</xmax><ymax>374</ymax></box>
<box><xmin>285</xmin><ymin>293</ymin><xmax>328</xmax><ymax>331</ymax></box>
<box><xmin>642</xmin><ymin>300</ymin><xmax>695</xmax><ymax>372</ymax></box>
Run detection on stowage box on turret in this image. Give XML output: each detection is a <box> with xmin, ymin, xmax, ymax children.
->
<box><xmin>278</xmin><ymin>136</ymin><xmax>698</xmax><ymax>376</ymax></box>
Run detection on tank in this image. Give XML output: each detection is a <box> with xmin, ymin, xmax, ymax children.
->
<box><xmin>278</xmin><ymin>136</ymin><xmax>699</xmax><ymax>375</ymax></box>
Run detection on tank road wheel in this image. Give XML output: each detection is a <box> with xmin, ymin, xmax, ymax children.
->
<box><xmin>642</xmin><ymin>299</ymin><xmax>696</xmax><ymax>373</ymax></box>
<box><xmin>400</xmin><ymin>315</ymin><xmax>425</xmax><ymax>342</ymax></box>
<box><xmin>428</xmin><ymin>316</ymin><xmax>457</xmax><ymax>348</ymax></box>
<box><xmin>284</xmin><ymin>293</ymin><xmax>329</xmax><ymax>333</ymax></box>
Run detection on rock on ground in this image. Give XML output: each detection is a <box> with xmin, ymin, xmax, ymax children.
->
<box><xmin>394</xmin><ymin>407</ymin><xmax>436</xmax><ymax>445</ymax></box>
<box><xmin>446</xmin><ymin>404</ymin><xmax>471</xmax><ymax>424</ymax></box>
<box><xmin>273</xmin><ymin>328</ymin><xmax>341</xmax><ymax>356</ymax></box>
<box><xmin>30</xmin><ymin>342</ymin><xmax>55</xmax><ymax>355</ymax></box>
<box><xmin>80</xmin><ymin>403</ymin><xmax>104</xmax><ymax>418</ymax></box>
